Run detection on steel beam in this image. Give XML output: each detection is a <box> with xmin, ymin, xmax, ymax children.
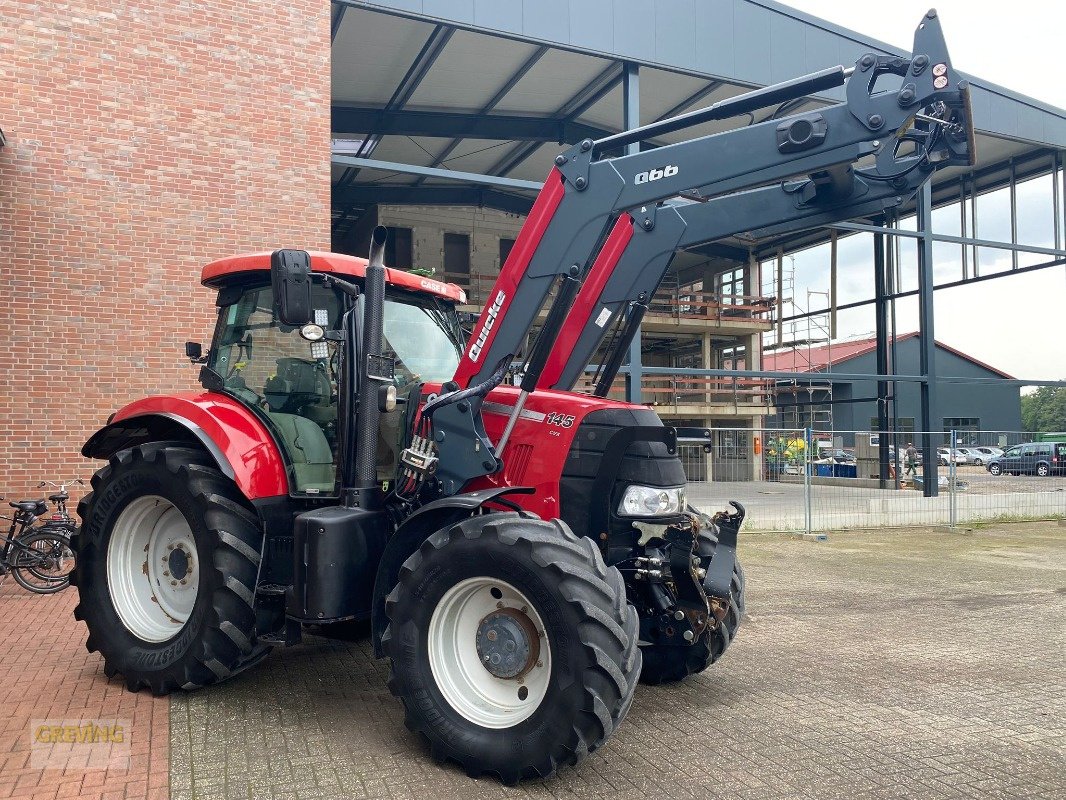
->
<box><xmin>330</xmin><ymin>155</ymin><xmax>543</xmax><ymax>191</ymax></box>
<box><xmin>916</xmin><ymin>183</ymin><xmax>939</xmax><ymax>497</ymax></box>
<box><xmin>332</xmin><ymin>185</ymin><xmax>534</xmax><ymax>216</ymax></box>
<box><xmin>622</xmin><ymin>61</ymin><xmax>642</xmax><ymax>405</ymax></box>
<box><xmin>331</xmin><ymin>106</ymin><xmax>609</xmax><ymax>143</ymax></box>
<box><xmin>873</xmin><ymin>228</ymin><xmax>891</xmax><ymax>486</ymax></box>
<box><xmin>827</xmin><ymin>222</ymin><xmax>1066</xmax><ymax>259</ymax></box>
<box><xmin>625</xmin><ymin>366</ymin><xmax>1066</xmax><ymax>389</ymax></box>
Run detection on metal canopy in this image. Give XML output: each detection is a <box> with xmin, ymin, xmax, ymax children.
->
<box><xmin>331</xmin><ymin>0</ymin><xmax>1066</xmax><ymax>257</ymax></box>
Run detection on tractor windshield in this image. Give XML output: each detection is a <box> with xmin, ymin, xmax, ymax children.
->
<box><xmin>208</xmin><ymin>279</ymin><xmax>463</xmax><ymax>496</ymax></box>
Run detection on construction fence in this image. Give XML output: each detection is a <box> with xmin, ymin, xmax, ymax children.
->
<box><xmin>682</xmin><ymin>429</ymin><xmax>1066</xmax><ymax>532</ymax></box>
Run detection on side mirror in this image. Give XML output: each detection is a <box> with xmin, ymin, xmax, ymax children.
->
<box><xmin>270</xmin><ymin>249</ymin><xmax>313</xmax><ymax>326</ymax></box>
<box><xmin>185</xmin><ymin>341</ymin><xmax>207</xmax><ymax>363</ymax></box>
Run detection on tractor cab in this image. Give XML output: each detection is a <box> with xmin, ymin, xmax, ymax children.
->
<box><xmin>199</xmin><ymin>251</ymin><xmax>467</xmax><ymax>496</ymax></box>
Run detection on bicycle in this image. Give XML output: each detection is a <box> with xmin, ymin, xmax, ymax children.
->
<box><xmin>0</xmin><ymin>497</ymin><xmax>75</xmax><ymax>594</ymax></box>
<box><xmin>35</xmin><ymin>478</ymin><xmax>84</xmax><ymax>534</ymax></box>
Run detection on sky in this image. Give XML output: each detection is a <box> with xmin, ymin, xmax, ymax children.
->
<box><xmin>779</xmin><ymin>0</ymin><xmax>1065</xmax><ymax>382</ymax></box>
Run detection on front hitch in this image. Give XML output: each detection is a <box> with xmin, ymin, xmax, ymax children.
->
<box><xmin>705</xmin><ymin>501</ymin><xmax>745</xmax><ymax>622</ymax></box>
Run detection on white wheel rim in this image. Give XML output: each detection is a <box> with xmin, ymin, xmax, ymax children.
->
<box><xmin>427</xmin><ymin>577</ymin><xmax>552</xmax><ymax>729</ymax></box>
<box><xmin>106</xmin><ymin>496</ymin><xmax>199</xmax><ymax>643</ymax></box>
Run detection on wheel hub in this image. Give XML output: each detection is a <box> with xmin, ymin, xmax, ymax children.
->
<box><xmin>475</xmin><ymin>610</ymin><xmax>539</xmax><ymax>679</ymax></box>
<box><xmin>168</xmin><ymin>547</ymin><xmax>191</xmax><ymax>581</ymax></box>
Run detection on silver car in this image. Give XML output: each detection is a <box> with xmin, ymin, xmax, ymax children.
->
<box><xmin>937</xmin><ymin>447</ymin><xmax>968</xmax><ymax>465</ymax></box>
<box><xmin>969</xmin><ymin>446</ymin><xmax>1004</xmax><ymax>466</ymax></box>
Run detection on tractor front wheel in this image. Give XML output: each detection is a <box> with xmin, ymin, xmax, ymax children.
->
<box><xmin>73</xmin><ymin>443</ymin><xmax>269</xmax><ymax>693</ymax></box>
<box><xmin>638</xmin><ymin>529</ymin><xmax>745</xmax><ymax>685</ymax></box>
<box><xmin>382</xmin><ymin>513</ymin><xmax>640</xmax><ymax>783</ymax></box>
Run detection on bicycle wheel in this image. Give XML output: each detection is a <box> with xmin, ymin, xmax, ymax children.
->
<box><xmin>27</xmin><ymin>526</ymin><xmax>76</xmax><ymax>583</ymax></box>
<box><xmin>10</xmin><ymin>530</ymin><xmax>74</xmax><ymax>594</ymax></box>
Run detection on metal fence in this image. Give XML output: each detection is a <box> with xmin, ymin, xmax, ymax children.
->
<box><xmin>683</xmin><ymin>429</ymin><xmax>1066</xmax><ymax>532</ymax></box>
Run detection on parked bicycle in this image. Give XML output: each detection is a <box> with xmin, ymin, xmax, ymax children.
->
<box><xmin>0</xmin><ymin>493</ymin><xmax>76</xmax><ymax>594</ymax></box>
<box><xmin>35</xmin><ymin>478</ymin><xmax>84</xmax><ymax>533</ymax></box>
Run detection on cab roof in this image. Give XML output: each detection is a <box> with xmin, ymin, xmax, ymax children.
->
<box><xmin>200</xmin><ymin>251</ymin><xmax>467</xmax><ymax>303</ymax></box>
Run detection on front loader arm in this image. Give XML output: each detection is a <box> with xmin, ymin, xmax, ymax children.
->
<box><xmin>452</xmin><ymin>10</ymin><xmax>971</xmax><ymax>395</ymax></box>
<box><xmin>539</xmin><ymin>124</ymin><xmax>973</xmax><ymax>392</ymax></box>
<box><xmin>425</xmin><ymin>9</ymin><xmax>971</xmax><ymax>496</ymax></box>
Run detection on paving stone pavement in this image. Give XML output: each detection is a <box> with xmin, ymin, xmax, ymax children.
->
<box><xmin>170</xmin><ymin>521</ymin><xmax>1066</xmax><ymax>800</ymax></box>
<box><xmin>0</xmin><ymin>581</ymin><xmax>168</xmax><ymax>800</ymax></box>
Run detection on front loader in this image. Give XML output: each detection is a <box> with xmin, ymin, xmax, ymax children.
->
<box><xmin>72</xmin><ymin>10</ymin><xmax>973</xmax><ymax>783</ymax></box>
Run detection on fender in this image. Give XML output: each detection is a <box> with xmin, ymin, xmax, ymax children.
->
<box><xmin>81</xmin><ymin>393</ymin><xmax>289</xmax><ymax>500</ymax></box>
<box><xmin>370</xmin><ymin>486</ymin><xmax>535</xmax><ymax>657</ymax></box>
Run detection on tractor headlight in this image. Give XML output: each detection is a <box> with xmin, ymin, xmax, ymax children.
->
<box><xmin>617</xmin><ymin>485</ymin><xmax>686</xmax><ymax>517</ymax></box>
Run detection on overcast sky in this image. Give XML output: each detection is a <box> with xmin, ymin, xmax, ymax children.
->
<box><xmin>782</xmin><ymin>0</ymin><xmax>1065</xmax><ymax>382</ymax></box>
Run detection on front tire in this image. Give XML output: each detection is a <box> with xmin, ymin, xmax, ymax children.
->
<box><xmin>382</xmin><ymin>513</ymin><xmax>640</xmax><ymax>783</ymax></box>
<box><xmin>638</xmin><ymin>529</ymin><xmax>745</xmax><ymax>685</ymax></box>
<box><xmin>989</xmin><ymin>463</ymin><xmax>1002</xmax><ymax>476</ymax></box>
<box><xmin>73</xmin><ymin>443</ymin><xmax>269</xmax><ymax>693</ymax></box>
<box><xmin>1037</xmin><ymin>463</ymin><xmax>1050</xmax><ymax>477</ymax></box>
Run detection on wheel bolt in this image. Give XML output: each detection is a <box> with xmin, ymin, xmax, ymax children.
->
<box><xmin>486</xmin><ymin>630</ymin><xmax>498</xmax><ymax>641</ymax></box>
<box><xmin>496</xmin><ymin>601</ymin><xmax>504</xmax><ymax>609</ymax></box>
<box><xmin>536</xmin><ymin>661</ymin><xmax>543</xmax><ymax>668</ymax></box>
<box><xmin>180</xmin><ymin>579</ymin><xmax>187</xmax><ymax>585</ymax></box>
<box><xmin>163</xmin><ymin>571</ymin><xmax>170</xmax><ymax>577</ymax></box>
<box><xmin>170</xmin><ymin>581</ymin><xmax>177</xmax><ymax>586</ymax></box>
<box><xmin>167</xmin><ymin>544</ymin><xmax>174</xmax><ymax>550</ymax></box>
<box><xmin>520</xmin><ymin>605</ymin><xmax>528</xmax><ymax>613</ymax></box>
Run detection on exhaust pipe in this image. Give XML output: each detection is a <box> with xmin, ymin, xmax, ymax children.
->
<box><xmin>350</xmin><ymin>226</ymin><xmax>389</xmax><ymax>501</ymax></box>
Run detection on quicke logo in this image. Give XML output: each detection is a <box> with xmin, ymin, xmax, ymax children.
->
<box><xmin>469</xmin><ymin>290</ymin><xmax>505</xmax><ymax>362</ymax></box>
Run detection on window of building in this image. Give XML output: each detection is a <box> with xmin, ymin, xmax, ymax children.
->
<box><xmin>443</xmin><ymin>232</ymin><xmax>470</xmax><ymax>277</ymax></box>
<box><xmin>499</xmin><ymin>238</ymin><xmax>515</xmax><ymax>268</ymax></box>
<box><xmin>385</xmin><ymin>227</ymin><xmax>413</xmax><ymax>269</ymax></box>
<box><xmin>943</xmin><ymin>417</ymin><xmax>980</xmax><ymax>434</ymax></box>
<box><xmin>716</xmin><ymin>267</ymin><xmax>744</xmax><ymax>303</ymax></box>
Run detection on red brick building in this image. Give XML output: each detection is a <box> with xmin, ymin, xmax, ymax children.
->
<box><xmin>0</xmin><ymin>2</ymin><xmax>330</xmax><ymax>495</ymax></box>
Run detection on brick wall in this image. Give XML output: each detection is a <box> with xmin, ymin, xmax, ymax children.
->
<box><xmin>0</xmin><ymin>2</ymin><xmax>330</xmax><ymax>499</ymax></box>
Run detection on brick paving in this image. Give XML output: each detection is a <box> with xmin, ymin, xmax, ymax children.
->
<box><xmin>171</xmin><ymin>521</ymin><xmax>1066</xmax><ymax>800</ymax></box>
<box><xmin>0</xmin><ymin>583</ymin><xmax>168</xmax><ymax>800</ymax></box>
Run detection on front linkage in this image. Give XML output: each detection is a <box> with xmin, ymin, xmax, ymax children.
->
<box><xmin>625</xmin><ymin>502</ymin><xmax>745</xmax><ymax>649</ymax></box>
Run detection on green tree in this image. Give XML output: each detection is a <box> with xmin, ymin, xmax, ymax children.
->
<box><xmin>1021</xmin><ymin>385</ymin><xmax>1066</xmax><ymax>433</ymax></box>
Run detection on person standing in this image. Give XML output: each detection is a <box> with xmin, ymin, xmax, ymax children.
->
<box><xmin>905</xmin><ymin>442</ymin><xmax>918</xmax><ymax>479</ymax></box>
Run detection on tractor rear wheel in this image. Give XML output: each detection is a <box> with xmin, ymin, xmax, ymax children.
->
<box><xmin>638</xmin><ymin>529</ymin><xmax>745</xmax><ymax>685</ymax></box>
<box><xmin>382</xmin><ymin>513</ymin><xmax>640</xmax><ymax>784</ymax></box>
<box><xmin>73</xmin><ymin>443</ymin><xmax>269</xmax><ymax>693</ymax></box>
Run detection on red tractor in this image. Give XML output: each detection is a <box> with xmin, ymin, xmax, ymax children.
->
<box><xmin>73</xmin><ymin>11</ymin><xmax>972</xmax><ymax>782</ymax></box>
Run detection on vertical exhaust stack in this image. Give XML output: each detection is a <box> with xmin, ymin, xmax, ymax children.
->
<box><xmin>350</xmin><ymin>225</ymin><xmax>390</xmax><ymax>504</ymax></box>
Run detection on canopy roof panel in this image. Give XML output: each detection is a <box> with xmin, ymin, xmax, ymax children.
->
<box><xmin>331</xmin><ymin>0</ymin><xmax>1066</xmax><ymax>259</ymax></box>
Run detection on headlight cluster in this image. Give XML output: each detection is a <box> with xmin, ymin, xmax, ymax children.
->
<box><xmin>617</xmin><ymin>485</ymin><xmax>686</xmax><ymax>517</ymax></box>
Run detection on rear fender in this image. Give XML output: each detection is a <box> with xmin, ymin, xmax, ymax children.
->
<box><xmin>371</xmin><ymin>487</ymin><xmax>535</xmax><ymax>657</ymax></box>
<box><xmin>82</xmin><ymin>394</ymin><xmax>289</xmax><ymax>500</ymax></box>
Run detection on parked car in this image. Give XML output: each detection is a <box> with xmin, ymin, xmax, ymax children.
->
<box><xmin>967</xmin><ymin>446</ymin><xmax>1003</xmax><ymax>466</ymax></box>
<box><xmin>956</xmin><ymin>447</ymin><xmax>985</xmax><ymax>463</ymax></box>
<box><xmin>936</xmin><ymin>447</ymin><xmax>968</xmax><ymax>465</ymax></box>
<box><xmin>987</xmin><ymin>442</ymin><xmax>1066</xmax><ymax>477</ymax></box>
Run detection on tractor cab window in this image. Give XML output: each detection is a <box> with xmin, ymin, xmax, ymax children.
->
<box><xmin>377</xmin><ymin>294</ymin><xmax>465</xmax><ymax>481</ymax></box>
<box><xmin>209</xmin><ymin>282</ymin><xmax>343</xmax><ymax>496</ymax></box>
<box><xmin>209</xmin><ymin>281</ymin><xmax>464</xmax><ymax>497</ymax></box>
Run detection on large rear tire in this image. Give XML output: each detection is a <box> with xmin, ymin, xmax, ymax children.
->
<box><xmin>382</xmin><ymin>513</ymin><xmax>640</xmax><ymax>784</ymax></box>
<box><xmin>72</xmin><ymin>443</ymin><xmax>270</xmax><ymax>693</ymax></box>
<box><xmin>638</xmin><ymin>529</ymin><xmax>745</xmax><ymax>685</ymax></box>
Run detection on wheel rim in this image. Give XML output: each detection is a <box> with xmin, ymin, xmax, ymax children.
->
<box><xmin>106</xmin><ymin>496</ymin><xmax>199</xmax><ymax>643</ymax></box>
<box><xmin>427</xmin><ymin>577</ymin><xmax>552</xmax><ymax>729</ymax></box>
